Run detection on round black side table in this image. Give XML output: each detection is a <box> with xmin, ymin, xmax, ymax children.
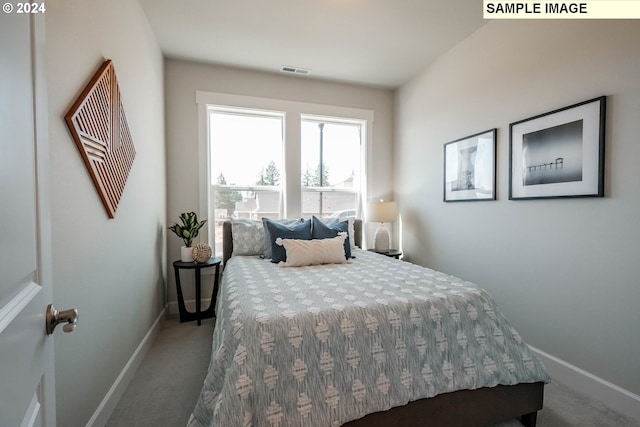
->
<box><xmin>172</xmin><ymin>257</ymin><xmax>221</xmax><ymax>325</ymax></box>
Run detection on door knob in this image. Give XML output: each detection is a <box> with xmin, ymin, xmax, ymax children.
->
<box><xmin>46</xmin><ymin>304</ymin><xmax>78</xmax><ymax>335</ymax></box>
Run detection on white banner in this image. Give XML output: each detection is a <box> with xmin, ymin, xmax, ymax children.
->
<box><xmin>484</xmin><ymin>0</ymin><xmax>640</xmax><ymax>19</ymax></box>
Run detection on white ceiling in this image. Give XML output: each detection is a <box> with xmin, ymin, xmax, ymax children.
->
<box><xmin>139</xmin><ymin>0</ymin><xmax>487</xmax><ymax>89</ymax></box>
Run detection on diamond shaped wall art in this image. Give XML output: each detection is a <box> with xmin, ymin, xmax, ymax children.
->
<box><xmin>65</xmin><ymin>59</ymin><xmax>136</xmax><ymax>218</ymax></box>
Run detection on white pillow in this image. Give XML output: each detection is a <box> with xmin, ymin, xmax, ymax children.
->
<box><xmin>276</xmin><ymin>234</ymin><xmax>350</xmax><ymax>267</ymax></box>
<box><xmin>231</xmin><ymin>219</ymin><xmax>265</xmax><ymax>256</ymax></box>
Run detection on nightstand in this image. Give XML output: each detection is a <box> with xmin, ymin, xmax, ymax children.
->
<box><xmin>367</xmin><ymin>249</ymin><xmax>402</xmax><ymax>259</ymax></box>
<box><xmin>173</xmin><ymin>257</ymin><xmax>221</xmax><ymax>325</ymax></box>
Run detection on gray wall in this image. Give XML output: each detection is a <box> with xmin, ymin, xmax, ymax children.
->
<box><xmin>46</xmin><ymin>1</ymin><xmax>166</xmax><ymax>425</ymax></box>
<box><xmin>164</xmin><ymin>59</ymin><xmax>395</xmax><ymax>307</ymax></box>
<box><xmin>395</xmin><ymin>20</ymin><xmax>640</xmax><ymax>396</ymax></box>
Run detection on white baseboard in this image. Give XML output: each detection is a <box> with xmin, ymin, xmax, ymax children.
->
<box><xmin>86</xmin><ymin>308</ymin><xmax>166</xmax><ymax>427</ymax></box>
<box><xmin>167</xmin><ymin>298</ymin><xmax>212</xmax><ymax>317</ymax></box>
<box><xmin>529</xmin><ymin>345</ymin><xmax>640</xmax><ymax>422</ymax></box>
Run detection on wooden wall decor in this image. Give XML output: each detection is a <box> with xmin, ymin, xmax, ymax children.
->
<box><xmin>65</xmin><ymin>59</ymin><xmax>136</xmax><ymax>218</ymax></box>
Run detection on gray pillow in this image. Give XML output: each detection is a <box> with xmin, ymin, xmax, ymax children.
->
<box><xmin>230</xmin><ymin>219</ymin><xmax>265</xmax><ymax>256</ymax></box>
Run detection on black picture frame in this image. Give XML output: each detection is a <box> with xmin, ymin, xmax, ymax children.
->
<box><xmin>444</xmin><ymin>129</ymin><xmax>497</xmax><ymax>202</ymax></box>
<box><xmin>509</xmin><ymin>96</ymin><xmax>606</xmax><ymax>200</ymax></box>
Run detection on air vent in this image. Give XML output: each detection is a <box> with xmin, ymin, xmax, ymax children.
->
<box><xmin>280</xmin><ymin>65</ymin><xmax>311</xmax><ymax>76</ymax></box>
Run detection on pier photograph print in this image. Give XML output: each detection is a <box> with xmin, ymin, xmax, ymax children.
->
<box><xmin>509</xmin><ymin>96</ymin><xmax>605</xmax><ymax>199</ymax></box>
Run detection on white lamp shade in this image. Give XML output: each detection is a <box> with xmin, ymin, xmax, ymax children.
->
<box><xmin>369</xmin><ymin>201</ymin><xmax>397</xmax><ymax>252</ymax></box>
<box><xmin>368</xmin><ymin>201</ymin><xmax>398</xmax><ymax>223</ymax></box>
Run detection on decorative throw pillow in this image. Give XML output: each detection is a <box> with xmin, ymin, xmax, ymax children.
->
<box><xmin>318</xmin><ymin>217</ymin><xmax>339</xmax><ymax>225</ymax></box>
<box><xmin>230</xmin><ymin>219</ymin><xmax>265</xmax><ymax>256</ymax></box>
<box><xmin>311</xmin><ymin>216</ymin><xmax>352</xmax><ymax>259</ymax></box>
<box><xmin>262</xmin><ymin>218</ymin><xmax>304</xmax><ymax>259</ymax></box>
<box><xmin>264</xmin><ymin>218</ymin><xmax>312</xmax><ymax>263</ymax></box>
<box><xmin>316</xmin><ymin>216</ymin><xmax>356</xmax><ymax>250</ymax></box>
<box><xmin>276</xmin><ymin>234</ymin><xmax>349</xmax><ymax>267</ymax></box>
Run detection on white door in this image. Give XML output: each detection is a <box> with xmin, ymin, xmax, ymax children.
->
<box><xmin>0</xmin><ymin>9</ymin><xmax>58</xmax><ymax>427</ymax></box>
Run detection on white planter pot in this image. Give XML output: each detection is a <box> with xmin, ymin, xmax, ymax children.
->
<box><xmin>180</xmin><ymin>246</ymin><xmax>194</xmax><ymax>262</ymax></box>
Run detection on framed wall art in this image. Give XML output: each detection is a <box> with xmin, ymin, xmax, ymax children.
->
<box><xmin>509</xmin><ymin>96</ymin><xmax>606</xmax><ymax>200</ymax></box>
<box><xmin>65</xmin><ymin>59</ymin><xmax>136</xmax><ymax>218</ymax></box>
<box><xmin>444</xmin><ymin>129</ymin><xmax>496</xmax><ymax>202</ymax></box>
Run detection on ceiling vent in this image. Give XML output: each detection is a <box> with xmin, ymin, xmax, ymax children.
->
<box><xmin>280</xmin><ymin>65</ymin><xmax>311</xmax><ymax>76</ymax></box>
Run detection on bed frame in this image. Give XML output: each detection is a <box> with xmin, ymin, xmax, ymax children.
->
<box><xmin>221</xmin><ymin>219</ymin><xmax>544</xmax><ymax>427</ymax></box>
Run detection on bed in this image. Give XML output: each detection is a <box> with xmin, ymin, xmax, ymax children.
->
<box><xmin>187</xmin><ymin>219</ymin><xmax>549</xmax><ymax>427</ymax></box>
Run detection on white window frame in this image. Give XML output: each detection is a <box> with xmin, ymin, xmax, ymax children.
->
<box><xmin>197</xmin><ymin>91</ymin><xmax>374</xmax><ymax>255</ymax></box>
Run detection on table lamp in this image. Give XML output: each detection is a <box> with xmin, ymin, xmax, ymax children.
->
<box><xmin>368</xmin><ymin>201</ymin><xmax>397</xmax><ymax>252</ymax></box>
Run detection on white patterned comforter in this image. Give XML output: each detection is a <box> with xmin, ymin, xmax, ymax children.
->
<box><xmin>188</xmin><ymin>250</ymin><xmax>550</xmax><ymax>427</ymax></box>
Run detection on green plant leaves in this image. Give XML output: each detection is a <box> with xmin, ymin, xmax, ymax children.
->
<box><xmin>168</xmin><ymin>211</ymin><xmax>207</xmax><ymax>247</ymax></box>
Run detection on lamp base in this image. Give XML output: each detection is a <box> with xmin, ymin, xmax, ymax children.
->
<box><xmin>374</xmin><ymin>224</ymin><xmax>390</xmax><ymax>252</ymax></box>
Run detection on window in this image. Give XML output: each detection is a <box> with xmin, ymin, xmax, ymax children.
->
<box><xmin>198</xmin><ymin>91</ymin><xmax>373</xmax><ymax>257</ymax></box>
<box><xmin>209</xmin><ymin>108</ymin><xmax>284</xmax><ymax>255</ymax></box>
<box><xmin>301</xmin><ymin>117</ymin><xmax>362</xmax><ymax>219</ymax></box>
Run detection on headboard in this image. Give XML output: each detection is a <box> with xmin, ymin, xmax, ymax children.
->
<box><xmin>222</xmin><ymin>219</ymin><xmax>363</xmax><ymax>266</ymax></box>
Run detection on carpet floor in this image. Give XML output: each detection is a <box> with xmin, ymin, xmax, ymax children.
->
<box><xmin>106</xmin><ymin>316</ymin><xmax>639</xmax><ymax>427</ymax></box>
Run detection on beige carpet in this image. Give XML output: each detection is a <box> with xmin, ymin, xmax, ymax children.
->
<box><xmin>107</xmin><ymin>317</ymin><xmax>640</xmax><ymax>427</ymax></box>
<box><xmin>491</xmin><ymin>379</ymin><xmax>640</xmax><ymax>426</ymax></box>
<box><xmin>106</xmin><ymin>317</ymin><xmax>214</xmax><ymax>427</ymax></box>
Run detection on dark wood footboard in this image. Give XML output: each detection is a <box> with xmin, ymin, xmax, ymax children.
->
<box><xmin>343</xmin><ymin>382</ymin><xmax>544</xmax><ymax>427</ymax></box>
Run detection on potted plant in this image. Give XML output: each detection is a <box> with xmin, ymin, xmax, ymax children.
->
<box><xmin>169</xmin><ymin>212</ymin><xmax>207</xmax><ymax>262</ymax></box>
